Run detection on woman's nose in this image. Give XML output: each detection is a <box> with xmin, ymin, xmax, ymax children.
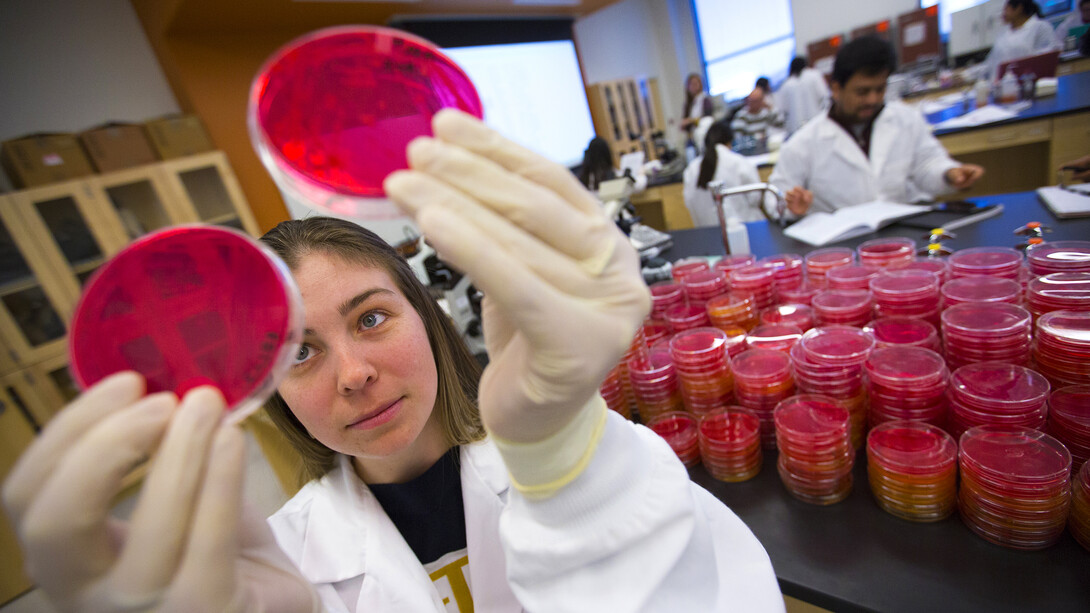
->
<box><xmin>333</xmin><ymin>343</ymin><xmax>377</xmax><ymax>395</ymax></box>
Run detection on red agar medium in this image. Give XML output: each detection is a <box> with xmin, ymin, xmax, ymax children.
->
<box><xmin>249</xmin><ymin>26</ymin><xmax>483</xmax><ymax>216</ymax></box>
<box><xmin>69</xmin><ymin>226</ymin><xmax>303</xmax><ymax>422</ymax></box>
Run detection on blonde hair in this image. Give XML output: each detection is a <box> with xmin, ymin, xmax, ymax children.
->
<box><xmin>260</xmin><ymin>217</ymin><xmax>484</xmax><ymax>485</ymax></box>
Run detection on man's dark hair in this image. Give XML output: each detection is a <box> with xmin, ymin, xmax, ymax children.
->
<box><xmin>1006</xmin><ymin>0</ymin><xmax>1043</xmax><ymax>17</ymax></box>
<box><xmin>755</xmin><ymin>77</ymin><xmax>771</xmax><ymax>92</ymax></box>
<box><xmin>789</xmin><ymin>56</ymin><xmax>807</xmax><ymax>76</ymax></box>
<box><xmin>832</xmin><ymin>36</ymin><xmax>897</xmax><ymax>86</ymax></box>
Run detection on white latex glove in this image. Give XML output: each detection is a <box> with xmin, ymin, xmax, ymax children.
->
<box><xmin>2</xmin><ymin>372</ymin><xmax>318</xmax><ymax>613</ymax></box>
<box><xmin>384</xmin><ymin>109</ymin><xmax>650</xmax><ymax>449</ymax></box>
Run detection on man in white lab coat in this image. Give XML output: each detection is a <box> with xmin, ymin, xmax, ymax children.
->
<box><xmin>777</xmin><ymin>56</ymin><xmax>831</xmax><ymax>136</ymax></box>
<box><xmin>770</xmin><ymin>36</ymin><xmax>984</xmax><ymax>219</ymax></box>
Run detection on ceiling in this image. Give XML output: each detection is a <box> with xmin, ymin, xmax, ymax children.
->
<box><xmin>161</xmin><ymin>0</ymin><xmax>622</xmax><ymax>34</ymax></box>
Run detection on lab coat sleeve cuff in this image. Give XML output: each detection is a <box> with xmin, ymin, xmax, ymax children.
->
<box><xmin>489</xmin><ymin>395</ymin><xmax>608</xmax><ymax>500</ymax></box>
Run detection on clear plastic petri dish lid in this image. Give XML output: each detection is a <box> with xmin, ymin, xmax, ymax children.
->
<box><xmin>715</xmin><ymin>253</ymin><xmax>757</xmax><ymax>274</ymax></box>
<box><xmin>1049</xmin><ymin>385</ymin><xmax>1090</xmax><ymax>427</ymax></box>
<box><xmin>805</xmin><ymin>247</ymin><xmax>855</xmax><ymax>270</ymax></box>
<box><xmin>699</xmin><ymin>406</ymin><xmax>762</xmax><ymax>444</ymax></box>
<box><xmin>826</xmin><ymin>264</ymin><xmax>882</xmax><ymax>286</ymax></box>
<box><xmin>959</xmin><ymin>425</ymin><xmax>1071</xmax><ymax>484</ymax></box>
<box><xmin>942</xmin><ymin>275</ymin><xmax>1022</xmax><ymax>305</ymax></box>
<box><xmin>869</xmin><ymin>269</ymin><xmax>939</xmax><ymax>298</ymax></box>
<box><xmin>864</xmin><ymin>346</ymin><xmax>947</xmax><ymax>387</ymax></box>
<box><xmin>799</xmin><ymin>325</ymin><xmax>876</xmax><ymax>366</ymax></box>
<box><xmin>858</xmin><ymin>237</ymin><xmax>916</xmax><ymax>257</ymax></box>
<box><xmin>761</xmin><ymin>303</ymin><xmax>814</xmax><ymax>328</ymax></box>
<box><xmin>731</xmin><ymin>348</ymin><xmax>793</xmax><ymax>382</ymax></box>
<box><xmin>745</xmin><ymin>324</ymin><xmax>803</xmax><ymax>350</ymax></box>
<box><xmin>773</xmin><ymin>394</ymin><xmax>851</xmax><ymax>439</ymax></box>
<box><xmin>948</xmin><ymin>246</ymin><xmax>1023</xmax><ymax>274</ymax></box>
<box><xmin>863</xmin><ymin>317</ymin><xmax>939</xmax><ymax>347</ymax></box>
<box><xmin>889</xmin><ymin>256</ymin><xmax>948</xmax><ymax>279</ymax></box>
<box><xmin>812</xmin><ymin>289</ymin><xmax>874</xmax><ymax>312</ymax></box>
<box><xmin>249</xmin><ymin>26</ymin><xmax>483</xmax><ymax>219</ymax></box>
<box><xmin>730</xmin><ymin>263</ymin><xmax>777</xmax><ymax>285</ymax></box>
<box><xmin>949</xmin><ymin>362</ymin><xmax>1050</xmax><ymax>409</ymax></box>
<box><xmin>70</xmin><ymin>226</ymin><xmax>304</xmax><ymax>424</ymax></box>
<box><xmin>757</xmin><ymin>253</ymin><xmax>803</xmax><ymax>272</ymax></box>
<box><xmin>669</xmin><ymin>326</ymin><xmax>729</xmax><ymax>357</ymax></box>
<box><xmin>1025</xmin><ymin>240</ymin><xmax>1090</xmax><ymax>273</ymax></box>
<box><xmin>867</xmin><ymin>421</ymin><xmax>957</xmax><ymax>474</ymax></box>
<box><xmin>940</xmin><ymin>302</ymin><xmax>1031</xmax><ymax>335</ymax></box>
<box><xmin>1035</xmin><ymin>310</ymin><xmax>1090</xmax><ymax>349</ymax></box>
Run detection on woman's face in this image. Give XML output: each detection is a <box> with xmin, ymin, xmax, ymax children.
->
<box><xmin>277</xmin><ymin>252</ymin><xmax>442</xmax><ymax>475</ymax></box>
<box><xmin>1002</xmin><ymin>2</ymin><xmax>1020</xmax><ymax>23</ymax></box>
<box><xmin>688</xmin><ymin>76</ymin><xmax>702</xmax><ymax>95</ymax></box>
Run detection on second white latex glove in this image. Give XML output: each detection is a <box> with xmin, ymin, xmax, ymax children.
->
<box><xmin>385</xmin><ymin>109</ymin><xmax>650</xmax><ymax>446</ymax></box>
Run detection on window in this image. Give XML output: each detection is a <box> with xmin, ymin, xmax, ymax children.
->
<box><xmin>692</xmin><ymin>0</ymin><xmax>796</xmax><ymax>101</ymax></box>
<box><xmin>922</xmin><ymin>0</ymin><xmax>1073</xmax><ymax>37</ymax></box>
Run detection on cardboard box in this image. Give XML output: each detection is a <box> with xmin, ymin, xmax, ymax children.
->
<box><xmin>1</xmin><ymin>133</ymin><xmax>95</xmax><ymax>189</ymax></box>
<box><xmin>79</xmin><ymin>123</ymin><xmax>158</xmax><ymax>173</ymax></box>
<box><xmin>143</xmin><ymin>114</ymin><xmax>214</xmax><ymax>160</ymax></box>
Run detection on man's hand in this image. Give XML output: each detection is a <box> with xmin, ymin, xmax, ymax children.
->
<box><xmin>1061</xmin><ymin>155</ymin><xmax>1090</xmax><ymax>182</ymax></box>
<box><xmin>945</xmin><ymin>164</ymin><xmax>985</xmax><ymax>190</ymax></box>
<box><xmin>784</xmin><ymin>186</ymin><xmax>813</xmax><ymax>217</ymax></box>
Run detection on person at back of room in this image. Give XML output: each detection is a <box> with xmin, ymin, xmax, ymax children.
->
<box><xmin>984</xmin><ymin>0</ymin><xmax>1061</xmax><ymax>81</ymax></box>
<box><xmin>683</xmin><ymin>120</ymin><xmax>772</xmax><ymax>227</ymax></box>
<box><xmin>777</xmin><ymin>56</ymin><xmax>831</xmax><ymax>136</ymax></box>
<box><xmin>769</xmin><ymin>36</ymin><xmax>985</xmax><ymax>219</ymax></box>
<box><xmin>730</xmin><ymin>87</ymin><xmax>784</xmax><ymax>143</ymax></box>
<box><xmin>1054</xmin><ymin>0</ymin><xmax>1090</xmax><ymax>48</ymax></box>
<box><xmin>578</xmin><ymin>136</ymin><xmax>647</xmax><ymax>193</ymax></box>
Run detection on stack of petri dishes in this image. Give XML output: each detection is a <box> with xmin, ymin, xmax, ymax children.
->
<box><xmin>681</xmin><ymin>269</ymin><xmax>729</xmax><ymax>307</ymax></box>
<box><xmin>600</xmin><ymin>366</ymin><xmax>630</xmax><ymax>419</ymax></box>
<box><xmin>1025</xmin><ymin>273</ymin><xmax>1090</xmax><ymax>319</ymax></box>
<box><xmin>958</xmin><ymin>426</ymin><xmax>1072</xmax><ymax>550</ymax></box>
<box><xmin>669</xmin><ymin>327</ymin><xmax>735</xmax><ymax>416</ymax></box>
<box><xmin>760</xmin><ymin>303</ymin><xmax>815</xmax><ymax>331</ymax></box>
<box><xmin>869</xmin><ymin>270</ymin><xmax>941</xmax><ymax>322</ymax></box>
<box><xmin>626</xmin><ymin>343</ymin><xmax>683</xmax><ymax>423</ymax></box>
<box><xmin>804</xmin><ymin>247</ymin><xmax>855</xmax><ymax>288</ymax></box>
<box><xmin>642</xmin><ymin>319</ymin><xmax>671</xmax><ymax>348</ymax></box>
<box><xmin>948</xmin><ymin>247</ymin><xmax>1022</xmax><ymax>280</ymax></box>
<box><xmin>1033</xmin><ymin>310</ymin><xmax>1090</xmax><ymax>386</ymax></box>
<box><xmin>664</xmin><ymin>303</ymin><xmax>711</xmax><ymax>333</ymax></box>
<box><xmin>774</xmin><ymin>394</ymin><xmax>855</xmax><ymax>505</ymax></box>
<box><xmin>867</xmin><ymin>421</ymin><xmax>958</xmax><ymax>522</ymax></box>
<box><xmin>732</xmin><ymin>348</ymin><xmax>797</xmax><ymax>448</ymax></box>
<box><xmin>647</xmin><ymin>411</ymin><xmax>700</xmax><ymax>466</ymax></box>
<box><xmin>758</xmin><ymin>253</ymin><xmax>804</xmax><ymax>296</ymax></box>
<box><xmin>812</xmin><ymin>289</ymin><xmax>875</xmax><ymax>327</ymax></box>
<box><xmin>1025</xmin><ymin>240</ymin><xmax>1090</xmax><ymax>275</ymax></box>
<box><xmin>947</xmin><ymin>362</ymin><xmax>1050</xmax><ymax>439</ymax></box>
<box><xmin>1047</xmin><ymin>385</ymin><xmax>1090</xmax><ymax>473</ymax></box>
<box><xmin>671</xmin><ymin>257</ymin><xmax>710</xmax><ymax>283</ymax></box>
<box><xmin>1070</xmin><ymin>461</ymin><xmax>1090</xmax><ymax>551</ymax></box>
<box><xmin>940</xmin><ymin>303</ymin><xmax>1033</xmax><ymax>369</ymax></box>
<box><xmin>706</xmin><ymin>292</ymin><xmax>760</xmax><ymax>332</ymax></box>
<box><xmin>715</xmin><ymin>254</ymin><xmax>757</xmax><ymax>285</ymax></box>
<box><xmin>778</xmin><ymin>279</ymin><xmax>823</xmax><ymax>306</ymax></box>
<box><xmin>730</xmin><ymin>263</ymin><xmax>777</xmax><ymax>310</ymax></box>
<box><xmin>863</xmin><ymin>316</ymin><xmax>942</xmax><ymax>352</ymax></box>
<box><xmin>649</xmin><ymin>282</ymin><xmax>685</xmax><ymax>320</ymax></box>
<box><xmin>793</xmin><ymin>326</ymin><xmax>875</xmax><ymax>448</ymax></box>
<box><xmin>864</xmin><ymin>346</ymin><xmax>949</xmax><ymax>429</ymax></box>
<box><xmin>827</xmin><ymin>264</ymin><xmax>882</xmax><ymax>291</ymax></box>
<box><xmin>858</xmin><ymin>237</ymin><xmax>916</xmax><ymax>268</ymax></box>
<box><xmin>698</xmin><ymin>406</ymin><xmax>763</xmax><ymax>481</ymax></box>
<box><xmin>891</xmin><ymin>257</ymin><xmax>949</xmax><ymax>283</ymax></box>
<box><xmin>941</xmin><ymin>275</ymin><xmax>1022</xmax><ymax>309</ymax></box>
<box><xmin>745</xmin><ymin>323</ymin><xmax>803</xmax><ymax>352</ymax></box>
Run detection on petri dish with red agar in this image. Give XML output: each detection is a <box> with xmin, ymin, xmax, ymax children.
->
<box><xmin>1047</xmin><ymin>385</ymin><xmax>1090</xmax><ymax>474</ymax></box>
<box><xmin>1025</xmin><ymin>273</ymin><xmax>1090</xmax><ymax>318</ymax></box>
<box><xmin>774</xmin><ymin>394</ymin><xmax>854</xmax><ymax>505</ymax></box>
<box><xmin>867</xmin><ymin>421</ymin><xmax>957</xmax><ymax>522</ymax></box>
<box><xmin>862</xmin><ymin>317</ymin><xmax>941</xmax><ymax>352</ymax></box>
<box><xmin>249</xmin><ymin>26</ymin><xmax>483</xmax><ymax>218</ymax></box>
<box><xmin>698</xmin><ymin>406</ymin><xmax>763</xmax><ymax>482</ymax></box>
<box><xmin>1070</xmin><ymin>461</ymin><xmax>1090</xmax><ymax>551</ymax></box>
<box><xmin>1025</xmin><ymin>240</ymin><xmax>1090</xmax><ymax>275</ymax></box>
<box><xmin>69</xmin><ymin>226</ymin><xmax>303</xmax><ymax>423</ymax></box>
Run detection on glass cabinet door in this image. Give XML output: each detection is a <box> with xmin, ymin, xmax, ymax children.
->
<box><xmin>92</xmin><ymin>166</ymin><xmax>188</xmax><ymax>240</ymax></box>
<box><xmin>160</xmin><ymin>151</ymin><xmax>259</xmax><ymax>235</ymax></box>
<box><xmin>0</xmin><ymin>196</ymin><xmax>74</xmax><ymax>367</ymax></box>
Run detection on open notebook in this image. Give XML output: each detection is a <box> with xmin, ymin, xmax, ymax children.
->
<box><xmin>1038</xmin><ymin>185</ymin><xmax>1090</xmax><ymax>219</ymax></box>
<box><xmin>784</xmin><ymin>201</ymin><xmax>931</xmax><ymax>247</ymax></box>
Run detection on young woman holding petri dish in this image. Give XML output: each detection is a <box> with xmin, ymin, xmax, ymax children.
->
<box><xmin>3</xmin><ymin>110</ymin><xmax>783</xmax><ymax>612</ymax></box>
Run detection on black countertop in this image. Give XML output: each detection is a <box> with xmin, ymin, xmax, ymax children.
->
<box><xmin>928</xmin><ymin>70</ymin><xmax>1090</xmax><ymax>136</ymax></box>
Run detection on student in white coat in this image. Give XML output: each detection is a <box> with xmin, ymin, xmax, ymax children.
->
<box><xmin>1055</xmin><ymin>0</ymin><xmax>1090</xmax><ymax>48</ymax></box>
<box><xmin>2</xmin><ymin>110</ymin><xmax>785</xmax><ymax>613</ymax></box>
<box><xmin>683</xmin><ymin>120</ymin><xmax>771</xmax><ymax>226</ymax></box>
<box><xmin>770</xmin><ymin>37</ymin><xmax>984</xmax><ymax>219</ymax></box>
<box><xmin>984</xmin><ymin>0</ymin><xmax>1062</xmax><ymax>81</ymax></box>
<box><xmin>777</xmin><ymin>57</ymin><xmax>831</xmax><ymax>136</ymax></box>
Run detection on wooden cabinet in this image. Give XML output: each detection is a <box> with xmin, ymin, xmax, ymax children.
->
<box><xmin>0</xmin><ymin>385</ymin><xmax>37</xmax><ymax>605</ymax></box>
<box><xmin>1050</xmin><ymin>111</ymin><xmax>1090</xmax><ymax>180</ymax></box>
<box><xmin>159</xmin><ymin>151</ymin><xmax>260</xmax><ymax>234</ymax></box>
<box><xmin>586</xmin><ymin>77</ymin><xmax>666</xmax><ymax>166</ymax></box>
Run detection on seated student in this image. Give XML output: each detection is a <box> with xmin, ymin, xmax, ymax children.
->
<box><xmin>770</xmin><ymin>36</ymin><xmax>984</xmax><ymax>219</ymax></box>
<box><xmin>1055</xmin><ymin>0</ymin><xmax>1090</xmax><ymax>48</ymax></box>
<box><xmin>754</xmin><ymin>76</ymin><xmax>778</xmax><ymax>112</ymax></box>
<box><xmin>984</xmin><ymin>0</ymin><xmax>1061</xmax><ymax>81</ymax></box>
<box><xmin>578</xmin><ymin>136</ymin><xmax>647</xmax><ymax>193</ymax></box>
<box><xmin>2</xmin><ymin>110</ymin><xmax>785</xmax><ymax>613</ymax></box>
<box><xmin>730</xmin><ymin>88</ymin><xmax>784</xmax><ymax>143</ymax></box>
<box><xmin>683</xmin><ymin>120</ymin><xmax>771</xmax><ymax>226</ymax></box>
<box><xmin>778</xmin><ymin>56</ymin><xmax>831</xmax><ymax>136</ymax></box>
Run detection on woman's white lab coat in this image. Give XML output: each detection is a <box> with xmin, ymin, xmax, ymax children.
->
<box><xmin>778</xmin><ymin>68</ymin><xmax>830</xmax><ymax>135</ymax></box>
<box><xmin>769</xmin><ymin>102</ymin><xmax>959</xmax><ymax>216</ymax></box>
<box><xmin>268</xmin><ymin>410</ymin><xmax>785</xmax><ymax>613</ymax></box>
<box><xmin>683</xmin><ymin>144</ymin><xmax>770</xmax><ymax>226</ymax></box>
<box><xmin>985</xmin><ymin>14</ymin><xmax>1061</xmax><ymax>80</ymax></box>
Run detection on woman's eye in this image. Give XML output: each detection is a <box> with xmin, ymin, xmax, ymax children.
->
<box><xmin>293</xmin><ymin>344</ymin><xmax>314</xmax><ymax>365</ymax></box>
<box><xmin>360</xmin><ymin>311</ymin><xmax>388</xmax><ymax>330</ymax></box>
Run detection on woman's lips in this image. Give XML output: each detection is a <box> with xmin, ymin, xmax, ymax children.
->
<box><xmin>347</xmin><ymin>397</ymin><xmax>403</xmax><ymax>430</ymax></box>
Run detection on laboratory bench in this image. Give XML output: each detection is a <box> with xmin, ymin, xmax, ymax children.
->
<box><xmin>663</xmin><ymin>189</ymin><xmax>1090</xmax><ymax>612</ymax></box>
